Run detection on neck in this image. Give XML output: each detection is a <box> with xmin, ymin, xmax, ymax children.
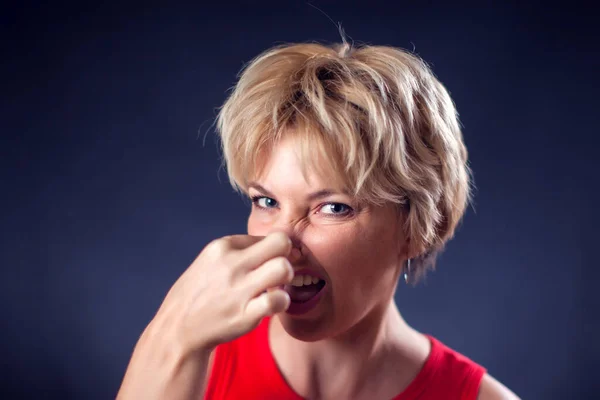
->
<box><xmin>314</xmin><ymin>300</ymin><xmax>407</xmax><ymax>358</ymax></box>
<box><xmin>271</xmin><ymin>300</ymin><xmax>426</xmax><ymax>399</ymax></box>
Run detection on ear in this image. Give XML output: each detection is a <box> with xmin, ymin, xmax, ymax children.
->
<box><xmin>394</xmin><ymin>202</ymin><xmax>422</xmax><ymax>259</ymax></box>
<box><xmin>403</xmin><ymin>236</ymin><xmax>426</xmax><ymax>261</ymax></box>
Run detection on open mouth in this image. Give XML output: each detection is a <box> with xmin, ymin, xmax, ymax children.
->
<box><xmin>285</xmin><ymin>276</ymin><xmax>326</xmax><ymax>303</ymax></box>
<box><xmin>283</xmin><ymin>273</ymin><xmax>327</xmax><ymax>315</ymax></box>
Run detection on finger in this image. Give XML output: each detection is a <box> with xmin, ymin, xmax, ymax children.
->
<box><xmin>222</xmin><ymin>234</ymin><xmax>265</xmax><ymax>250</ymax></box>
<box><xmin>245</xmin><ymin>289</ymin><xmax>290</xmax><ymax>323</ymax></box>
<box><xmin>244</xmin><ymin>256</ymin><xmax>293</xmax><ymax>296</ymax></box>
<box><xmin>237</xmin><ymin>232</ymin><xmax>292</xmax><ymax>271</ymax></box>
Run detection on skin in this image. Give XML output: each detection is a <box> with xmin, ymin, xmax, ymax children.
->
<box><xmin>247</xmin><ymin>136</ymin><xmax>520</xmax><ymax>400</ymax></box>
<box><xmin>117</xmin><ymin>233</ymin><xmax>295</xmax><ymax>399</ymax></box>
<box><xmin>117</xmin><ymin>134</ymin><xmax>519</xmax><ymax>400</ymax></box>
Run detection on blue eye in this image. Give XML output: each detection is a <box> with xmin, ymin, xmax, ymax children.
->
<box><xmin>320</xmin><ymin>203</ymin><xmax>352</xmax><ymax>215</ymax></box>
<box><xmin>250</xmin><ymin>195</ymin><xmax>353</xmax><ymax>219</ymax></box>
<box><xmin>251</xmin><ymin>196</ymin><xmax>277</xmax><ymax>209</ymax></box>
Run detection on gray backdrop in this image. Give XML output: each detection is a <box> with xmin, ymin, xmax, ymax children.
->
<box><xmin>1</xmin><ymin>2</ymin><xmax>597</xmax><ymax>399</ymax></box>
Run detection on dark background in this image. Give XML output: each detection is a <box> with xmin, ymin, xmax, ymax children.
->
<box><xmin>1</xmin><ymin>2</ymin><xmax>598</xmax><ymax>399</ymax></box>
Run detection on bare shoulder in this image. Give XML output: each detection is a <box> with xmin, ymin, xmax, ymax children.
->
<box><xmin>477</xmin><ymin>373</ymin><xmax>520</xmax><ymax>400</ymax></box>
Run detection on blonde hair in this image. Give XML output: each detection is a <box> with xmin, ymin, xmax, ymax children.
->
<box><xmin>216</xmin><ymin>41</ymin><xmax>472</xmax><ymax>282</ymax></box>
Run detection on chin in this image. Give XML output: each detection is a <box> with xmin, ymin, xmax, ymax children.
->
<box><xmin>275</xmin><ymin>312</ymin><xmax>334</xmax><ymax>342</ymax></box>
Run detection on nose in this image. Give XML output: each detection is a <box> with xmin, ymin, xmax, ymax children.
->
<box><xmin>270</xmin><ymin>229</ymin><xmax>303</xmax><ymax>263</ymax></box>
<box><xmin>268</xmin><ymin>230</ymin><xmax>303</xmax><ymax>264</ymax></box>
<box><xmin>268</xmin><ymin>213</ymin><xmax>305</xmax><ymax>263</ymax></box>
<box><xmin>288</xmin><ymin>240</ymin><xmax>303</xmax><ymax>264</ymax></box>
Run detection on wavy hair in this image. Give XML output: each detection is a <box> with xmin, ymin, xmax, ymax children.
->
<box><xmin>216</xmin><ymin>41</ymin><xmax>472</xmax><ymax>282</ymax></box>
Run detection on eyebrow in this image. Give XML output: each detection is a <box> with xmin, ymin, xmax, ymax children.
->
<box><xmin>247</xmin><ymin>182</ymin><xmax>344</xmax><ymax>201</ymax></box>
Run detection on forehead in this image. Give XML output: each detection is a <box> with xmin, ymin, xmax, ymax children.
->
<box><xmin>250</xmin><ymin>135</ymin><xmax>347</xmax><ymax>193</ymax></box>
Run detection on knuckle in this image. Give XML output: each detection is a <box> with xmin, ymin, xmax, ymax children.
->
<box><xmin>206</xmin><ymin>238</ymin><xmax>229</xmax><ymax>258</ymax></box>
<box><xmin>204</xmin><ymin>239</ymin><xmax>219</xmax><ymax>253</ymax></box>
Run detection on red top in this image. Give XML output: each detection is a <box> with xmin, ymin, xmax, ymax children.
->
<box><xmin>205</xmin><ymin>317</ymin><xmax>486</xmax><ymax>400</ymax></box>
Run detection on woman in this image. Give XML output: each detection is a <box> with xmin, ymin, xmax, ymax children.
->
<box><xmin>118</xmin><ymin>41</ymin><xmax>519</xmax><ymax>399</ymax></box>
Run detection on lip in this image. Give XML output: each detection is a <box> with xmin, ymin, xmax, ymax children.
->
<box><xmin>284</xmin><ymin>267</ymin><xmax>328</xmax><ymax>316</ymax></box>
<box><xmin>285</xmin><ymin>281</ymin><xmax>327</xmax><ymax>315</ymax></box>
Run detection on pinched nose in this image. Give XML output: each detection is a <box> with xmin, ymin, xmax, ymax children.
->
<box><xmin>266</xmin><ymin>228</ymin><xmax>304</xmax><ymax>263</ymax></box>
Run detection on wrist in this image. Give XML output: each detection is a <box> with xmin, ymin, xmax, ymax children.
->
<box><xmin>118</xmin><ymin>319</ymin><xmax>212</xmax><ymax>400</ymax></box>
<box><xmin>145</xmin><ymin>311</ymin><xmax>215</xmax><ymax>358</ymax></box>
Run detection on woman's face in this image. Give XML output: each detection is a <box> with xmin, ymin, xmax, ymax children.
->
<box><xmin>247</xmin><ymin>136</ymin><xmax>406</xmax><ymax>341</ymax></box>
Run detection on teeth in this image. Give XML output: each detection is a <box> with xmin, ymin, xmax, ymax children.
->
<box><xmin>291</xmin><ymin>275</ymin><xmax>303</xmax><ymax>286</ymax></box>
<box><xmin>291</xmin><ymin>274</ymin><xmax>322</xmax><ymax>287</ymax></box>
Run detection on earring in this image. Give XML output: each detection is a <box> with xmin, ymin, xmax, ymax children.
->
<box><xmin>404</xmin><ymin>258</ymin><xmax>411</xmax><ymax>284</ymax></box>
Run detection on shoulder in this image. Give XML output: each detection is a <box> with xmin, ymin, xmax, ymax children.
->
<box><xmin>424</xmin><ymin>336</ymin><xmax>519</xmax><ymax>399</ymax></box>
<box><xmin>477</xmin><ymin>373</ymin><xmax>520</xmax><ymax>400</ymax></box>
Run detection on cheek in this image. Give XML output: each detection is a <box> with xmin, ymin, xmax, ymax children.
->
<box><xmin>304</xmin><ymin>229</ymin><xmax>352</xmax><ymax>266</ymax></box>
<box><xmin>247</xmin><ymin>210</ymin><xmax>268</xmax><ymax>235</ymax></box>
<box><xmin>308</xmin><ymin>225</ymin><xmax>386</xmax><ymax>276</ymax></box>
<box><xmin>311</xmin><ymin>224</ymin><xmax>399</xmax><ymax>296</ymax></box>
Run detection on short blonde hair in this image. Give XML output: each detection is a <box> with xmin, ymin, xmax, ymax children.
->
<box><xmin>216</xmin><ymin>41</ymin><xmax>472</xmax><ymax>282</ymax></box>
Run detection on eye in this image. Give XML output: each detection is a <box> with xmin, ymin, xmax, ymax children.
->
<box><xmin>251</xmin><ymin>196</ymin><xmax>278</xmax><ymax>209</ymax></box>
<box><xmin>319</xmin><ymin>203</ymin><xmax>352</xmax><ymax>216</ymax></box>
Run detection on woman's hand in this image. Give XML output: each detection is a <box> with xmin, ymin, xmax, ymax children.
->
<box><xmin>117</xmin><ymin>232</ymin><xmax>293</xmax><ymax>400</ymax></box>
<box><xmin>155</xmin><ymin>231</ymin><xmax>294</xmax><ymax>351</ymax></box>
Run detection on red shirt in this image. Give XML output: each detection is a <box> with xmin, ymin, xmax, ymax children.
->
<box><xmin>205</xmin><ymin>317</ymin><xmax>486</xmax><ymax>399</ymax></box>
